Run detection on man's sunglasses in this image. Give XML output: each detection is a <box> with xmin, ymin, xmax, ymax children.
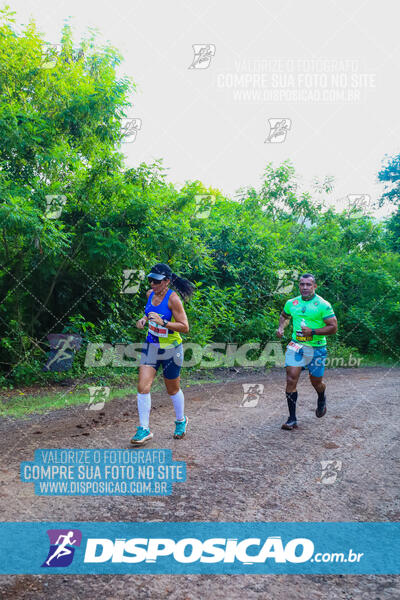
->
<box><xmin>148</xmin><ymin>277</ymin><xmax>165</xmax><ymax>284</ymax></box>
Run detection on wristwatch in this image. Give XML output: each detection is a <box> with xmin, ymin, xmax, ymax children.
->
<box><xmin>162</xmin><ymin>318</ymin><xmax>169</xmax><ymax>327</ymax></box>
<box><xmin>311</xmin><ymin>329</ymin><xmax>316</xmax><ymax>335</ymax></box>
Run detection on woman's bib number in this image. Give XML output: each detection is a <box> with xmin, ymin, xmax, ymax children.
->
<box><xmin>148</xmin><ymin>320</ymin><xmax>168</xmax><ymax>338</ymax></box>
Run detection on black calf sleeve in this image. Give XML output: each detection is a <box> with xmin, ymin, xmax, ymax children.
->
<box><xmin>286</xmin><ymin>391</ymin><xmax>298</xmax><ymax>420</ymax></box>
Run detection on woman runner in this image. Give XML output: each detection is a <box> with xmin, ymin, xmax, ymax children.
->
<box><xmin>131</xmin><ymin>263</ymin><xmax>194</xmax><ymax>445</ymax></box>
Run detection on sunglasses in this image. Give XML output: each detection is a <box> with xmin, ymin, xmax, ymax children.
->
<box><xmin>148</xmin><ymin>277</ymin><xmax>165</xmax><ymax>284</ymax></box>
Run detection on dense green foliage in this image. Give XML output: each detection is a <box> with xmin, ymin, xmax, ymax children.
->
<box><xmin>378</xmin><ymin>154</ymin><xmax>400</xmax><ymax>252</ymax></box>
<box><xmin>0</xmin><ymin>9</ymin><xmax>399</xmax><ymax>387</ymax></box>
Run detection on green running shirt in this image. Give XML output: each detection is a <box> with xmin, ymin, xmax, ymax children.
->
<box><xmin>283</xmin><ymin>293</ymin><xmax>335</xmax><ymax>347</ymax></box>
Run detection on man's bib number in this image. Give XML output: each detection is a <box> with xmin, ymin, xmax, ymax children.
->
<box><xmin>148</xmin><ymin>320</ymin><xmax>168</xmax><ymax>338</ymax></box>
<box><xmin>288</xmin><ymin>340</ymin><xmax>303</xmax><ymax>352</ymax></box>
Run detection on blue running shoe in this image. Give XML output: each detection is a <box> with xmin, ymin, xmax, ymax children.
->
<box><xmin>281</xmin><ymin>418</ymin><xmax>298</xmax><ymax>430</ymax></box>
<box><xmin>173</xmin><ymin>416</ymin><xmax>188</xmax><ymax>439</ymax></box>
<box><xmin>131</xmin><ymin>426</ymin><xmax>153</xmax><ymax>445</ymax></box>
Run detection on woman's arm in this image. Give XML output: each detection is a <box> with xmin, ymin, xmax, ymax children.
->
<box><xmin>168</xmin><ymin>293</ymin><xmax>189</xmax><ymax>333</ymax></box>
<box><xmin>136</xmin><ymin>289</ymin><xmax>152</xmax><ymax>329</ymax></box>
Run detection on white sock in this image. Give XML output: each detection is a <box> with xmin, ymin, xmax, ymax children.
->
<box><xmin>137</xmin><ymin>392</ymin><xmax>151</xmax><ymax>428</ymax></box>
<box><xmin>170</xmin><ymin>389</ymin><xmax>184</xmax><ymax>421</ymax></box>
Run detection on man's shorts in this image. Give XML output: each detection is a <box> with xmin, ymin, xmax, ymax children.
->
<box><xmin>285</xmin><ymin>342</ymin><xmax>328</xmax><ymax>377</ymax></box>
<box><xmin>140</xmin><ymin>343</ymin><xmax>183</xmax><ymax>379</ymax></box>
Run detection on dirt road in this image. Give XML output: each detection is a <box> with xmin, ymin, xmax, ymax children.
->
<box><xmin>0</xmin><ymin>366</ymin><xmax>399</xmax><ymax>599</ymax></box>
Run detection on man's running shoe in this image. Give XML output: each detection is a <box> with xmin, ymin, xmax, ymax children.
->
<box><xmin>131</xmin><ymin>426</ymin><xmax>153</xmax><ymax>445</ymax></box>
<box><xmin>316</xmin><ymin>396</ymin><xmax>327</xmax><ymax>418</ymax></box>
<box><xmin>173</xmin><ymin>416</ymin><xmax>188</xmax><ymax>439</ymax></box>
<box><xmin>281</xmin><ymin>418</ymin><xmax>298</xmax><ymax>430</ymax></box>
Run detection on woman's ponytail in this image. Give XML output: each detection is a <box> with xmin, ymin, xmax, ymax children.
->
<box><xmin>170</xmin><ymin>272</ymin><xmax>195</xmax><ymax>301</ymax></box>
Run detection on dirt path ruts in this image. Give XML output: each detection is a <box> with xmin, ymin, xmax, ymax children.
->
<box><xmin>0</xmin><ymin>367</ymin><xmax>399</xmax><ymax>599</ymax></box>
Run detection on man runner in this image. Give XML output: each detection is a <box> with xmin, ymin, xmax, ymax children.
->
<box><xmin>276</xmin><ymin>273</ymin><xmax>338</xmax><ymax>430</ymax></box>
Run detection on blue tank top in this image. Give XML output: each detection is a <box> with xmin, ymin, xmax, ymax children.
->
<box><xmin>144</xmin><ymin>289</ymin><xmax>182</xmax><ymax>347</ymax></box>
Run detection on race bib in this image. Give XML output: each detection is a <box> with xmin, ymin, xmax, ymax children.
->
<box><xmin>288</xmin><ymin>340</ymin><xmax>303</xmax><ymax>352</ymax></box>
<box><xmin>148</xmin><ymin>320</ymin><xmax>168</xmax><ymax>338</ymax></box>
